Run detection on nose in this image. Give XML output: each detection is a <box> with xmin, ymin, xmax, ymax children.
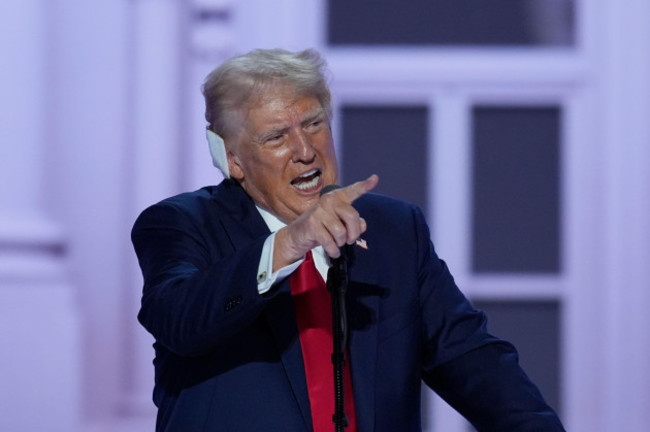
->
<box><xmin>290</xmin><ymin>130</ymin><xmax>316</xmax><ymax>163</ymax></box>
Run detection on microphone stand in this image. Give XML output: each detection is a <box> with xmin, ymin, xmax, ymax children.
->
<box><xmin>327</xmin><ymin>246</ymin><xmax>350</xmax><ymax>432</ymax></box>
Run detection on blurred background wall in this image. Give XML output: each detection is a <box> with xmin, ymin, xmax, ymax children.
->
<box><xmin>1</xmin><ymin>1</ymin><xmax>649</xmax><ymax>431</ymax></box>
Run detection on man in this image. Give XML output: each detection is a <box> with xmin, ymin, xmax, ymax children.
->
<box><xmin>132</xmin><ymin>48</ymin><xmax>565</xmax><ymax>431</ymax></box>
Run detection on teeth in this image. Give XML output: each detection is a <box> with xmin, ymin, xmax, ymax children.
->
<box><xmin>294</xmin><ymin>173</ymin><xmax>320</xmax><ymax>190</ymax></box>
<box><xmin>298</xmin><ymin>169</ymin><xmax>318</xmax><ymax>179</ymax></box>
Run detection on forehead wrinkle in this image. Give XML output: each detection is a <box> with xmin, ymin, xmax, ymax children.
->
<box><xmin>238</xmin><ymin>84</ymin><xmax>326</xmax><ymax>144</ymax></box>
<box><xmin>246</xmin><ymin>112</ymin><xmax>290</xmax><ymax>143</ymax></box>
<box><xmin>249</xmin><ymin>99</ymin><xmax>324</xmax><ymax>139</ymax></box>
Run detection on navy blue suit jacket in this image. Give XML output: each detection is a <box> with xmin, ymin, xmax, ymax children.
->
<box><xmin>132</xmin><ymin>180</ymin><xmax>564</xmax><ymax>431</ymax></box>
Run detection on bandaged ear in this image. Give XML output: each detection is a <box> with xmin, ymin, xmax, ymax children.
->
<box><xmin>206</xmin><ymin>129</ymin><xmax>230</xmax><ymax>178</ymax></box>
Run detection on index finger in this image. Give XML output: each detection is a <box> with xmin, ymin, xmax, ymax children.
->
<box><xmin>340</xmin><ymin>174</ymin><xmax>379</xmax><ymax>203</ymax></box>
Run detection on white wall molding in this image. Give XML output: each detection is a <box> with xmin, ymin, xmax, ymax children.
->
<box><xmin>598</xmin><ymin>0</ymin><xmax>650</xmax><ymax>430</ymax></box>
<box><xmin>124</xmin><ymin>0</ymin><xmax>185</xmax><ymax>419</ymax></box>
<box><xmin>0</xmin><ymin>1</ymin><xmax>80</xmax><ymax>430</ymax></box>
<box><xmin>0</xmin><ymin>215</ymin><xmax>66</xmax><ymax>283</ymax></box>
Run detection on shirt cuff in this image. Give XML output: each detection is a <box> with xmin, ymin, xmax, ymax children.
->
<box><xmin>257</xmin><ymin>231</ymin><xmax>303</xmax><ymax>294</ymax></box>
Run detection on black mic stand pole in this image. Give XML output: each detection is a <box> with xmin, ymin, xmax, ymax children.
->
<box><xmin>327</xmin><ymin>246</ymin><xmax>350</xmax><ymax>432</ymax></box>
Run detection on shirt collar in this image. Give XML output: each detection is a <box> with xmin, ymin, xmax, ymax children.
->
<box><xmin>255</xmin><ymin>205</ymin><xmax>286</xmax><ymax>233</ymax></box>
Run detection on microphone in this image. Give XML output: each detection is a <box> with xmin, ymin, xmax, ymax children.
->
<box><xmin>320</xmin><ymin>183</ymin><xmax>342</xmax><ymax>196</ymax></box>
<box><xmin>321</xmin><ymin>184</ymin><xmax>350</xmax><ymax>431</ymax></box>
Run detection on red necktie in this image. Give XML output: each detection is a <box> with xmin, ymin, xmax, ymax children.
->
<box><xmin>290</xmin><ymin>251</ymin><xmax>357</xmax><ymax>432</ymax></box>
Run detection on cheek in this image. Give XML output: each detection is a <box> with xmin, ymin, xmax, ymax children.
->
<box><xmin>246</xmin><ymin>149</ymin><xmax>283</xmax><ymax>173</ymax></box>
<box><xmin>246</xmin><ymin>150</ymin><xmax>294</xmax><ymax>189</ymax></box>
<box><xmin>261</xmin><ymin>146</ymin><xmax>292</xmax><ymax>166</ymax></box>
<box><xmin>319</xmin><ymin>141</ymin><xmax>337</xmax><ymax>172</ymax></box>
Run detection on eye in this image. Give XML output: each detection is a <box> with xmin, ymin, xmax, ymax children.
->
<box><xmin>305</xmin><ymin>119</ymin><xmax>324</xmax><ymax>131</ymax></box>
<box><xmin>265</xmin><ymin>133</ymin><xmax>285</xmax><ymax>144</ymax></box>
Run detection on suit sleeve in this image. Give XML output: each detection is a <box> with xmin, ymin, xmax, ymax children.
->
<box><xmin>410</xmin><ymin>206</ymin><xmax>565</xmax><ymax>431</ymax></box>
<box><xmin>132</xmin><ymin>201</ymin><xmax>282</xmax><ymax>357</ymax></box>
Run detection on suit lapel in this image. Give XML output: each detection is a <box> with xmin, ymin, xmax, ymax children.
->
<box><xmin>212</xmin><ymin>180</ymin><xmax>270</xmax><ymax>245</ymax></box>
<box><xmin>264</xmin><ymin>283</ymin><xmax>314</xmax><ymax>431</ymax></box>
<box><xmin>211</xmin><ymin>180</ymin><xmax>314</xmax><ymax>431</ymax></box>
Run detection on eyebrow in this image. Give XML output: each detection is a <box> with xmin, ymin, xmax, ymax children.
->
<box><xmin>257</xmin><ymin>125</ymin><xmax>290</xmax><ymax>143</ymax></box>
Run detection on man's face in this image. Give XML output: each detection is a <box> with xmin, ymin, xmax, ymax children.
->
<box><xmin>227</xmin><ymin>85</ymin><xmax>338</xmax><ymax>223</ymax></box>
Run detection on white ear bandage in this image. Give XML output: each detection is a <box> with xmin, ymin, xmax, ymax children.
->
<box><xmin>206</xmin><ymin>129</ymin><xmax>230</xmax><ymax>178</ymax></box>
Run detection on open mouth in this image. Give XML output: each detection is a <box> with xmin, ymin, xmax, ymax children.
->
<box><xmin>291</xmin><ymin>169</ymin><xmax>322</xmax><ymax>191</ymax></box>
